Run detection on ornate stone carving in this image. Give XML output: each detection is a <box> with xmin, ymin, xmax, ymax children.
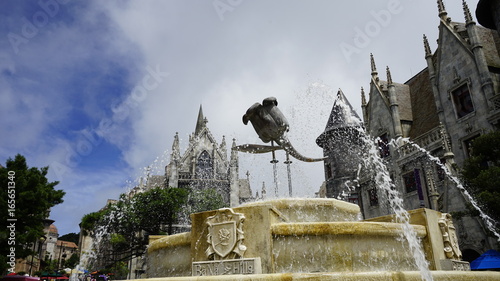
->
<box><xmin>205</xmin><ymin>208</ymin><xmax>247</xmax><ymax>260</ymax></box>
<box><xmin>438</xmin><ymin>213</ymin><xmax>462</xmax><ymax>260</ymax></box>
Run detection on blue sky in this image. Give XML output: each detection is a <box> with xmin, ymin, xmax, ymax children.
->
<box><xmin>0</xmin><ymin>0</ymin><xmax>470</xmax><ymax>235</ymax></box>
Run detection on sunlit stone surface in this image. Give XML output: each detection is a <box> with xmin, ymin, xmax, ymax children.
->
<box><xmin>142</xmin><ymin>198</ymin><xmax>500</xmax><ymax>280</ymax></box>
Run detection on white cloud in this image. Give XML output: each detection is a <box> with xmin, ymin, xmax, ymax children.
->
<box><xmin>1</xmin><ymin>0</ymin><xmax>473</xmax><ymax>234</ymax></box>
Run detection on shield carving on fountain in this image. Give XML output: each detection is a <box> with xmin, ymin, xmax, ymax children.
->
<box><xmin>205</xmin><ymin>208</ymin><xmax>247</xmax><ymax>260</ymax></box>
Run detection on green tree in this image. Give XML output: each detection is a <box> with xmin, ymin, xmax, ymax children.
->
<box><xmin>86</xmin><ymin>194</ymin><xmax>140</xmax><ymax>271</ymax></box>
<box><xmin>133</xmin><ymin>187</ymin><xmax>189</xmax><ymax>235</ymax></box>
<box><xmin>80</xmin><ymin>208</ymin><xmax>108</xmax><ymax>236</ymax></box>
<box><xmin>461</xmin><ymin>131</ymin><xmax>500</xmax><ymax>224</ymax></box>
<box><xmin>80</xmin><ymin>186</ymin><xmax>227</xmax><ymax>273</ymax></box>
<box><xmin>58</xmin><ymin>233</ymin><xmax>80</xmax><ymax>245</ymax></box>
<box><xmin>63</xmin><ymin>253</ymin><xmax>80</xmax><ymax>269</ymax></box>
<box><xmin>188</xmin><ymin>188</ymin><xmax>228</xmax><ymax>214</ymax></box>
<box><xmin>0</xmin><ymin>154</ymin><xmax>65</xmax><ymax>274</ymax></box>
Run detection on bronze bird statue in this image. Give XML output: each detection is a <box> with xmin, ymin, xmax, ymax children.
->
<box><xmin>237</xmin><ymin>97</ymin><xmax>325</xmax><ymax>162</ymax></box>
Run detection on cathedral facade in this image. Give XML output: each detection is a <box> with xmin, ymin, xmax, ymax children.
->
<box><xmin>163</xmin><ymin>106</ymin><xmax>253</xmax><ymax>207</ymax></box>
<box><xmin>318</xmin><ymin>1</ymin><xmax>500</xmax><ymax>262</ymax></box>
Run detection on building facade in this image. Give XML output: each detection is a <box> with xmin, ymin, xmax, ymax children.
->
<box><xmin>163</xmin><ymin>106</ymin><xmax>253</xmax><ymax>206</ymax></box>
<box><xmin>318</xmin><ymin>0</ymin><xmax>500</xmax><ymax>263</ymax></box>
<box><xmin>14</xmin><ymin>221</ymin><xmax>78</xmax><ymax>276</ymax></box>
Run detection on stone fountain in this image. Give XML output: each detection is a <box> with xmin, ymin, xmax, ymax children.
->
<box><xmin>144</xmin><ymin>198</ymin><xmax>500</xmax><ymax>280</ymax></box>
<box><xmin>135</xmin><ymin>98</ymin><xmax>499</xmax><ymax>280</ymax></box>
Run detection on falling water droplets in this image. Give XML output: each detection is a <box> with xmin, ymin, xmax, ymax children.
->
<box><xmin>395</xmin><ymin>137</ymin><xmax>500</xmax><ymax>242</ymax></box>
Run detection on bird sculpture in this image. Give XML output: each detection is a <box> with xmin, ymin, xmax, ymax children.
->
<box><xmin>236</xmin><ymin>97</ymin><xmax>325</xmax><ymax>162</ymax></box>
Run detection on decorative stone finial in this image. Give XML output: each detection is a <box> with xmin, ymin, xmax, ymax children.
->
<box><xmin>423</xmin><ymin>34</ymin><xmax>432</xmax><ymax>57</ymax></box>
<box><xmin>462</xmin><ymin>0</ymin><xmax>474</xmax><ymax>24</ymax></box>
<box><xmin>171</xmin><ymin>132</ymin><xmax>181</xmax><ymax>160</ymax></box>
<box><xmin>437</xmin><ymin>0</ymin><xmax>448</xmax><ymax>20</ymax></box>
<box><xmin>370</xmin><ymin>53</ymin><xmax>377</xmax><ymax>75</ymax></box>
<box><xmin>361</xmin><ymin>87</ymin><xmax>367</xmax><ymax>106</ymax></box>
<box><xmin>386</xmin><ymin>66</ymin><xmax>393</xmax><ymax>85</ymax></box>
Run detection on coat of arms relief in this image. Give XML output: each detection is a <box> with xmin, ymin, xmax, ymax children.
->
<box><xmin>205</xmin><ymin>208</ymin><xmax>247</xmax><ymax>260</ymax></box>
<box><xmin>439</xmin><ymin>213</ymin><xmax>462</xmax><ymax>260</ymax></box>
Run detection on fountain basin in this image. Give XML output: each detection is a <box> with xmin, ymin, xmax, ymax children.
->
<box><xmin>272</xmin><ymin>222</ymin><xmax>426</xmax><ymax>273</ymax></box>
<box><xmin>242</xmin><ymin>198</ymin><xmax>360</xmax><ymax>222</ymax></box>
<box><xmin>148</xmin><ymin>233</ymin><xmax>191</xmax><ymax>277</ymax></box>
<box><xmin>134</xmin><ymin>271</ymin><xmax>500</xmax><ymax>281</ymax></box>
<box><xmin>143</xmin><ymin>198</ymin><xmax>498</xmax><ymax>280</ymax></box>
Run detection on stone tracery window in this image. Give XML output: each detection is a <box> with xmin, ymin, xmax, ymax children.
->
<box><xmin>196</xmin><ymin>150</ymin><xmax>213</xmax><ymax>179</ymax></box>
<box><xmin>403</xmin><ymin>170</ymin><xmax>417</xmax><ymax>193</ymax></box>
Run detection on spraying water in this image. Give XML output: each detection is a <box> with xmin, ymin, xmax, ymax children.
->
<box><xmin>330</xmin><ymin>95</ymin><xmax>433</xmax><ymax>281</ymax></box>
<box><xmin>362</xmin><ymin>135</ymin><xmax>433</xmax><ymax>281</ymax></box>
<box><xmin>396</xmin><ymin>137</ymin><xmax>500</xmax><ymax>242</ymax></box>
<box><xmin>78</xmin><ymin>150</ymin><xmax>172</xmax><ymax>276</ymax></box>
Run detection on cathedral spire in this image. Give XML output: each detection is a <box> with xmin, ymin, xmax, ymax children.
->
<box><xmin>423</xmin><ymin>34</ymin><xmax>432</xmax><ymax>58</ymax></box>
<box><xmin>462</xmin><ymin>0</ymin><xmax>474</xmax><ymax>25</ymax></box>
<box><xmin>437</xmin><ymin>0</ymin><xmax>448</xmax><ymax>20</ymax></box>
<box><xmin>195</xmin><ymin>104</ymin><xmax>205</xmax><ymax>136</ymax></box>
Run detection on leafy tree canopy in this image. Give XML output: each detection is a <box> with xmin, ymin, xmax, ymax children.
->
<box><xmin>81</xmin><ymin>186</ymin><xmax>227</xmax><ymax>273</ymax></box>
<box><xmin>461</xmin><ymin>131</ymin><xmax>500</xmax><ymax>223</ymax></box>
<box><xmin>0</xmin><ymin>154</ymin><xmax>65</xmax><ymax>274</ymax></box>
<box><xmin>64</xmin><ymin>253</ymin><xmax>80</xmax><ymax>269</ymax></box>
<box><xmin>133</xmin><ymin>186</ymin><xmax>189</xmax><ymax>235</ymax></box>
<box><xmin>58</xmin><ymin>233</ymin><xmax>80</xmax><ymax>245</ymax></box>
<box><xmin>188</xmin><ymin>188</ymin><xmax>227</xmax><ymax>214</ymax></box>
<box><xmin>80</xmin><ymin>208</ymin><xmax>108</xmax><ymax>236</ymax></box>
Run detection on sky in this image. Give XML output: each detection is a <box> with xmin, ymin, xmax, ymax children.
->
<box><xmin>0</xmin><ymin>0</ymin><xmax>474</xmax><ymax>235</ymax></box>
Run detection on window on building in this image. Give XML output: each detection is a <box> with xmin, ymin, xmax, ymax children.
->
<box><xmin>378</xmin><ymin>133</ymin><xmax>390</xmax><ymax>158</ymax></box>
<box><xmin>196</xmin><ymin>150</ymin><xmax>213</xmax><ymax>179</ymax></box>
<box><xmin>368</xmin><ymin>188</ymin><xmax>378</xmax><ymax>206</ymax></box>
<box><xmin>451</xmin><ymin>84</ymin><xmax>474</xmax><ymax>118</ymax></box>
<box><xmin>403</xmin><ymin>170</ymin><xmax>418</xmax><ymax>193</ymax></box>
<box><xmin>463</xmin><ymin>135</ymin><xmax>480</xmax><ymax>158</ymax></box>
